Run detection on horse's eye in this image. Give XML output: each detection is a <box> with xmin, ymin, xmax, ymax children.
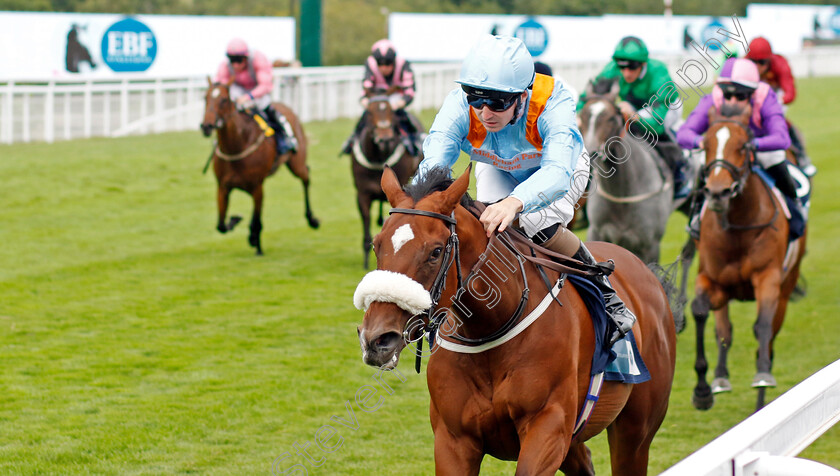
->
<box><xmin>430</xmin><ymin>247</ymin><xmax>444</xmax><ymax>261</ymax></box>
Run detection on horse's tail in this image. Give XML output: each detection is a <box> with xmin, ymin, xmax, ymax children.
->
<box><xmin>648</xmin><ymin>259</ymin><xmax>687</xmax><ymax>334</ymax></box>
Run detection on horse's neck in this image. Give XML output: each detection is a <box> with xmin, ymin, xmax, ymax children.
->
<box><xmin>439</xmin><ymin>209</ymin><xmax>532</xmax><ymax>340</ymax></box>
<box><xmin>728</xmin><ymin>174</ymin><xmax>776</xmax><ymax>225</ymax></box>
<box><xmin>594</xmin><ymin>137</ymin><xmax>664</xmax><ymax>195</ymax></box>
<box><xmin>360</xmin><ymin>124</ymin><xmax>398</xmax><ymax>160</ymax></box>
<box><xmin>217</xmin><ymin>112</ymin><xmax>257</xmax><ymax>153</ymax></box>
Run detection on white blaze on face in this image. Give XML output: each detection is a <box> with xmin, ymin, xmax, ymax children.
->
<box><xmin>391</xmin><ymin>224</ymin><xmax>415</xmax><ymax>254</ymax></box>
<box><xmin>585</xmin><ymin>102</ymin><xmax>606</xmax><ymax>146</ymax></box>
<box><xmin>713</xmin><ymin>127</ymin><xmax>732</xmax><ymax>180</ymax></box>
<box><xmin>211</xmin><ymin>87</ymin><xmax>221</xmax><ymax>99</ymax></box>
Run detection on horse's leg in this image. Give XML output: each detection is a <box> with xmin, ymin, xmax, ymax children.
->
<box><xmin>678</xmin><ymin>239</ymin><xmax>697</xmax><ymax>314</ymax></box>
<box><xmin>432</xmin><ymin>432</ymin><xmax>483</xmax><ymax>476</ymax></box>
<box><xmin>752</xmin><ymin>269</ymin><xmax>782</xmax><ymax>389</ymax></box>
<box><xmin>377</xmin><ymin>200</ymin><xmax>384</xmax><ymax>227</ymax></box>
<box><xmin>216</xmin><ymin>185</ymin><xmax>242</xmax><ymax>233</ymax></box>
<box><xmin>691</xmin><ymin>275</ymin><xmax>714</xmax><ymax>410</ymax></box>
<box><xmin>285</xmin><ymin>155</ymin><xmax>320</xmax><ymax>229</ymax></box>
<box><xmin>248</xmin><ymin>184</ymin><xmax>264</xmax><ymax>256</ymax></box>
<box><xmin>559</xmin><ymin>443</ymin><xmax>595</xmax><ymax>476</ymax></box>
<box><xmin>357</xmin><ymin>193</ymin><xmax>374</xmax><ymax>269</ymax></box>
<box><xmin>711</xmin><ymin>305</ymin><xmax>733</xmax><ymax>393</ymax></box>
<box><xmin>514</xmin><ymin>410</ymin><xmax>570</xmax><ymax>476</ymax></box>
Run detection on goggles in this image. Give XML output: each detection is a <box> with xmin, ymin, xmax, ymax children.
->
<box><xmin>723</xmin><ymin>91</ymin><xmax>751</xmax><ymax>101</ymax></box>
<box><xmin>227</xmin><ymin>54</ymin><xmax>247</xmax><ymax>64</ymax></box>
<box><xmin>461</xmin><ymin>85</ymin><xmax>520</xmax><ymax>112</ymax></box>
<box><xmin>376</xmin><ymin>58</ymin><xmax>395</xmax><ymax>66</ymax></box>
<box><xmin>616</xmin><ymin>60</ymin><xmax>643</xmax><ymax>70</ymax></box>
<box><xmin>751</xmin><ymin>58</ymin><xmax>770</xmax><ymax>66</ymax></box>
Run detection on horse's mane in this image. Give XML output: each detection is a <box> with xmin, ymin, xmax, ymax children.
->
<box><xmin>404</xmin><ymin>166</ymin><xmax>475</xmax><ymax>209</ymax></box>
<box><xmin>590</xmin><ymin>77</ymin><xmax>618</xmax><ymax>95</ymax></box>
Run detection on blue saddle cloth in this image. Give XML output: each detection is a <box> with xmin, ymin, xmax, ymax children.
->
<box><xmin>567</xmin><ymin>275</ymin><xmax>651</xmax><ymax>384</ymax></box>
<box><xmin>754</xmin><ymin>162</ymin><xmax>810</xmax><ymax>242</ymax></box>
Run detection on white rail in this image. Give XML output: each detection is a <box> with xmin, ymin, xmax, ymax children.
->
<box><xmin>2</xmin><ymin>46</ymin><xmax>839</xmax><ymax>145</ymax></box>
<box><xmin>660</xmin><ymin>359</ymin><xmax>840</xmax><ymax>476</ymax></box>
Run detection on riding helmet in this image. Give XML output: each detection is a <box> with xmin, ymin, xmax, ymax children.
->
<box><xmin>612</xmin><ymin>36</ymin><xmax>649</xmax><ymax>63</ymax></box>
<box><xmin>456</xmin><ymin>35</ymin><xmax>535</xmax><ymax>93</ymax></box>
<box><xmin>717</xmin><ymin>58</ymin><xmax>760</xmax><ymax>90</ymax></box>
<box><xmin>226</xmin><ymin>38</ymin><xmax>249</xmax><ymax>57</ymax></box>
<box><xmin>746</xmin><ymin>37</ymin><xmax>773</xmax><ymax>61</ymax></box>
<box><xmin>371</xmin><ymin>39</ymin><xmax>397</xmax><ymax>65</ymax></box>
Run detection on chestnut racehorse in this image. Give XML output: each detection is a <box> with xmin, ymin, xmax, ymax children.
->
<box><xmin>350</xmin><ymin>94</ymin><xmax>422</xmax><ymax>269</ymax></box>
<box><xmin>201</xmin><ymin>79</ymin><xmax>319</xmax><ymax>255</ymax></box>
<box><xmin>355</xmin><ymin>165</ymin><xmax>677</xmax><ymax>475</ymax></box>
<box><xmin>690</xmin><ymin>106</ymin><xmax>807</xmax><ymax>411</ymax></box>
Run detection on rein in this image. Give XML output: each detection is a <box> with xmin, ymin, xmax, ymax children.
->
<box><xmin>215</xmin><ymin>132</ymin><xmax>266</xmax><ymax>161</ymax></box>
<box><xmin>389</xmin><ymin>203</ymin><xmax>612</xmax><ymax>372</ymax></box>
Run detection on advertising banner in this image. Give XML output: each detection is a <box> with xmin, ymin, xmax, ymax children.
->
<box><xmin>0</xmin><ymin>12</ymin><xmax>295</xmax><ymax>79</ymax></box>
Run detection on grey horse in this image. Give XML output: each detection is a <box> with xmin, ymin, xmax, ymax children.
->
<box><xmin>578</xmin><ymin>78</ymin><xmax>684</xmax><ymax>265</ymax></box>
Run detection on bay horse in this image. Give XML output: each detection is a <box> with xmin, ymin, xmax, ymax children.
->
<box><xmin>578</xmin><ymin>78</ymin><xmax>687</xmax><ymax>265</ymax></box>
<box><xmin>201</xmin><ymin>79</ymin><xmax>319</xmax><ymax>255</ymax></box>
<box><xmin>355</xmin><ymin>165</ymin><xmax>677</xmax><ymax>475</ymax></box>
<box><xmin>350</xmin><ymin>94</ymin><xmax>422</xmax><ymax>269</ymax></box>
<box><xmin>690</xmin><ymin>105</ymin><xmax>807</xmax><ymax>412</ymax></box>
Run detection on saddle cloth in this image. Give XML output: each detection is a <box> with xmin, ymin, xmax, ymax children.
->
<box><xmin>567</xmin><ymin>275</ymin><xmax>651</xmax><ymax>384</ymax></box>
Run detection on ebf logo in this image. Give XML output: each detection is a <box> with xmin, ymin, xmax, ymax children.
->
<box><xmin>700</xmin><ymin>17</ymin><xmax>725</xmax><ymax>51</ymax></box>
<box><xmin>101</xmin><ymin>17</ymin><xmax>156</xmax><ymax>72</ymax></box>
<box><xmin>514</xmin><ymin>18</ymin><xmax>548</xmax><ymax>57</ymax></box>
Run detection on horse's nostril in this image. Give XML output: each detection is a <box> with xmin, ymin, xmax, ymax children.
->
<box><xmin>373</xmin><ymin>332</ymin><xmax>400</xmax><ymax>352</ymax></box>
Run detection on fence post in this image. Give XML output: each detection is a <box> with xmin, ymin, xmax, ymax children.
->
<box><xmin>2</xmin><ymin>81</ymin><xmax>14</xmax><ymax>144</ymax></box>
<box><xmin>44</xmin><ymin>81</ymin><xmax>55</xmax><ymax>143</ymax></box>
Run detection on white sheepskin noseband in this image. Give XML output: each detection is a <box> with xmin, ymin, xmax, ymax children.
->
<box><xmin>353</xmin><ymin>270</ymin><xmax>432</xmax><ymax>315</ymax></box>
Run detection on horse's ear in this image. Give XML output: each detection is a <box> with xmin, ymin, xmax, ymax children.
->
<box><xmin>207</xmin><ymin>76</ymin><xmax>213</xmax><ymax>88</ymax></box>
<box><xmin>707</xmin><ymin>104</ymin><xmax>720</xmax><ymax>122</ymax></box>
<box><xmin>738</xmin><ymin>103</ymin><xmax>752</xmax><ymax>124</ymax></box>
<box><xmin>226</xmin><ymin>77</ymin><xmax>235</xmax><ymax>88</ymax></box>
<box><xmin>439</xmin><ymin>163</ymin><xmax>472</xmax><ymax>214</ymax></box>
<box><xmin>607</xmin><ymin>79</ymin><xmax>620</xmax><ymax>101</ymax></box>
<box><xmin>382</xmin><ymin>166</ymin><xmax>412</xmax><ymax>208</ymax></box>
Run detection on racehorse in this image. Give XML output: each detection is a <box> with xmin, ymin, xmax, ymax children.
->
<box><xmin>350</xmin><ymin>94</ymin><xmax>422</xmax><ymax>269</ymax></box>
<box><xmin>355</xmin><ymin>165</ymin><xmax>677</xmax><ymax>475</ymax></box>
<box><xmin>578</xmin><ymin>78</ymin><xmax>683</xmax><ymax>265</ymax></box>
<box><xmin>689</xmin><ymin>106</ymin><xmax>807</xmax><ymax>412</ymax></box>
<box><xmin>201</xmin><ymin>79</ymin><xmax>319</xmax><ymax>255</ymax></box>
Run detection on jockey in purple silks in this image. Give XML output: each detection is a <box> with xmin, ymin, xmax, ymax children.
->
<box><xmin>678</xmin><ymin>57</ymin><xmax>801</xmax><ymax>238</ymax></box>
<box><xmin>340</xmin><ymin>39</ymin><xmax>422</xmax><ymax>156</ymax></box>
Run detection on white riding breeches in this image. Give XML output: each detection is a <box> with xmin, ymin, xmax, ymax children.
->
<box><xmin>474</xmin><ymin>152</ymin><xmax>590</xmax><ymax>237</ymax></box>
<box><xmin>230</xmin><ymin>83</ymin><xmax>272</xmax><ymax>110</ymax></box>
<box><xmin>755</xmin><ymin>149</ymin><xmax>787</xmax><ymax>168</ymax></box>
<box><xmin>638</xmin><ymin>104</ymin><xmax>684</xmax><ymax>142</ymax></box>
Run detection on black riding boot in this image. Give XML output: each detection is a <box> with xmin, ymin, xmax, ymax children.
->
<box><xmin>341</xmin><ymin>114</ymin><xmax>367</xmax><ymax>156</ymax></box>
<box><xmin>654</xmin><ymin>140</ymin><xmax>691</xmax><ymax>199</ymax></box>
<box><xmin>573</xmin><ymin>243</ymin><xmax>637</xmax><ymax>346</ymax></box>
<box><xmin>788</xmin><ymin>126</ymin><xmax>816</xmax><ymax>177</ymax></box>
<box><xmin>765</xmin><ymin>162</ymin><xmax>798</xmax><ymax>200</ymax></box>
<box><xmin>396</xmin><ymin>110</ymin><xmax>421</xmax><ymax>156</ymax></box>
<box><xmin>263</xmin><ymin>106</ymin><xmax>296</xmax><ymax>154</ymax></box>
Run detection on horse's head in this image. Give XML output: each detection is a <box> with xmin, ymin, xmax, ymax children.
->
<box><xmin>364</xmin><ymin>95</ymin><xmax>399</xmax><ymax>146</ymax></box>
<box><xmin>354</xmin><ymin>165</ymin><xmax>476</xmax><ymax>369</ymax></box>
<box><xmin>578</xmin><ymin>78</ymin><xmax>624</xmax><ymax>160</ymax></box>
<box><xmin>701</xmin><ymin>105</ymin><xmax>754</xmax><ymax>212</ymax></box>
<box><xmin>201</xmin><ymin>77</ymin><xmax>235</xmax><ymax>137</ymax></box>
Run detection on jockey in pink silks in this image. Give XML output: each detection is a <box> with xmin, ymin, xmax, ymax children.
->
<box><xmin>340</xmin><ymin>39</ymin><xmax>422</xmax><ymax>156</ymax></box>
<box><xmin>214</xmin><ymin>38</ymin><xmax>297</xmax><ymax>154</ymax></box>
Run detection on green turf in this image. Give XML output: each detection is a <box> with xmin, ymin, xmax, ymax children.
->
<box><xmin>1</xmin><ymin>77</ymin><xmax>838</xmax><ymax>475</ymax></box>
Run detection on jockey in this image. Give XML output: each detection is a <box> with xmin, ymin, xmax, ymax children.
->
<box><xmin>746</xmin><ymin>37</ymin><xmax>815</xmax><ymax>176</ymax></box>
<box><xmin>577</xmin><ymin>36</ymin><xmax>689</xmax><ymax>198</ymax></box>
<box><xmin>418</xmin><ymin>35</ymin><xmax>635</xmax><ymax>345</ymax></box>
<box><xmin>340</xmin><ymin>39</ymin><xmax>421</xmax><ymax>156</ymax></box>
<box><xmin>677</xmin><ymin>57</ymin><xmax>800</xmax><ymax>239</ymax></box>
<box><xmin>214</xmin><ymin>38</ymin><xmax>297</xmax><ymax>155</ymax></box>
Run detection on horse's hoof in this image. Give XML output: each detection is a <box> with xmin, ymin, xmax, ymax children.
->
<box><xmin>228</xmin><ymin>215</ymin><xmax>243</xmax><ymax>230</ymax></box>
<box><xmin>217</xmin><ymin>225</ymin><xmax>227</xmax><ymax>234</ymax></box>
<box><xmin>711</xmin><ymin>378</ymin><xmax>732</xmax><ymax>394</ymax></box>
<box><xmin>255</xmin><ymin>249</ymin><xmax>264</xmax><ymax>256</ymax></box>
<box><xmin>692</xmin><ymin>387</ymin><xmax>714</xmax><ymax>410</ymax></box>
<box><xmin>752</xmin><ymin>372</ymin><xmax>776</xmax><ymax>388</ymax></box>
<box><xmin>307</xmin><ymin>217</ymin><xmax>320</xmax><ymax>229</ymax></box>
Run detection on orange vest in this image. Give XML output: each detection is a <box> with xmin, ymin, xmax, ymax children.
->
<box><xmin>466</xmin><ymin>73</ymin><xmax>555</xmax><ymax>151</ymax></box>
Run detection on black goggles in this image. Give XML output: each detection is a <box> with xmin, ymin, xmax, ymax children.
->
<box><xmin>723</xmin><ymin>91</ymin><xmax>751</xmax><ymax>101</ymax></box>
<box><xmin>376</xmin><ymin>58</ymin><xmax>395</xmax><ymax>66</ymax></box>
<box><xmin>751</xmin><ymin>58</ymin><xmax>770</xmax><ymax>66</ymax></box>
<box><xmin>227</xmin><ymin>55</ymin><xmax>247</xmax><ymax>64</ymax></box>
<box><xmin>461</xmin><ymin>85</ymin><xmax>519</xmax><ymax>112</ymax></box>
<box><xmin>616</xmin><ymin>60</ymin><xmax>643</xmax><ymax>70</ymax></box>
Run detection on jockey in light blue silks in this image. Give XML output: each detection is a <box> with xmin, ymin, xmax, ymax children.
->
<box><xmin>417</xmin><ymin>35</ymin><xmax>636</xmax><ymax>345</ymax></box>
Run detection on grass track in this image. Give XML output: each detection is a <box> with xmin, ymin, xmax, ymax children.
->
<box><xmin>1</xmin><ymin>76</ymin><xmax>838</xmax><ymax>475</ymax></box>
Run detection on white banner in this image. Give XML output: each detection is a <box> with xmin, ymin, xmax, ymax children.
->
<box><xmin>0</xmin><ymin>12</ymin><xmax>295</xmax><ymax>79</ymax></box>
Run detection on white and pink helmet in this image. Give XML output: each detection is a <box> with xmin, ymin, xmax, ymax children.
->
<box><xmin>717</xmin><ymin>57</ymin><xmax>760</xmax><ymax>90</ymax></box>
<box><xmin>371</xmin><ymin>39</ymin><xmax>397</xmax><ymax>65</ymax></box>
<box><xmin>226</xmin><ymin>38</ymin><xmax>249</xmax><ymax>57</ymax></box>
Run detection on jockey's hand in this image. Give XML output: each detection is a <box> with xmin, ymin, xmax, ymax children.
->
<box><xmin>236</xmin><ymin>94</ymin><xmax>255</xmax><ymax>109</ymax></box>
<box><xmin>479</xmin><ymin>197</ymin><xmax>524</xmax><ymax>237</ymax></box>
<box><xmin>360</xmin><ymin>97</ymin><xmax>370</xmax><ymax>108</ymax></box>
<box><xmin>618</xmin><ymin>101</ymin><xmax>636</xmax><ymax>118</ymax></box>
<box><xmin>389</xmin><ymin>94</ymin><xmax>406</xmax><ymax>111</ymax></box>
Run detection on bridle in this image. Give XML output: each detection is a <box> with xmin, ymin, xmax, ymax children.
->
<box><xmin>700</xmin><ymin>119</ymin><xmax>779</xmax><ymax>231</ymax></box>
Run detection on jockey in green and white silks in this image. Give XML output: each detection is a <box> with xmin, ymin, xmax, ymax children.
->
<box><xmin>417</xmin><ymin>34</ymin><xmax>636</xmax><ymax>346</ymax></box>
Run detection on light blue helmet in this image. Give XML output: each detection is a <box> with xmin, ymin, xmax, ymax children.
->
<box><xmin>456</xmin><ymin>35</ymin><xmax>535</xmax><ymax>93</ymax></box>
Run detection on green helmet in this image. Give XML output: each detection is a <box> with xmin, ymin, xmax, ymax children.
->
<box><xmin>612</xmin><ymin>36</ymin><xmax>649</xmax><ymax>63</ymax></box>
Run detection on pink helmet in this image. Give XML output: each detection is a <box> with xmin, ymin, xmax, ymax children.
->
<box><xmin>226</xmin><ymin>38</ymin><xmax>249</xmax><ymax>57</ymax></box>
<box><xmin>717</xmin><ymin>58</ymin><xmax>759</xmax><ymax>90</ymax></box>
<box><xmin>371</xmin><ymin>39</ymin><xmax>397</xmax><ymax>65</ymax></box>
